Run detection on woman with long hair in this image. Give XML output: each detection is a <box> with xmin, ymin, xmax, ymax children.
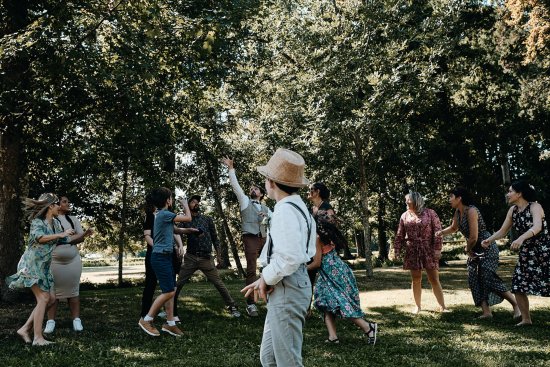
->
<box><xmin>392</xmin><ymin>191</ymin><xmax>449</xmax><ymax>314</ymax></box>
<box><xmin>6</xmin><ymin>193</ymin><xmax>76</xmax><ymax>345</ymax></box>
<box><xmin>481</xmin><ymin>181</ymin><xmax>550</xmax><ymax>326</ymax></box>
<box><xmin>437</xmin><ymin>187</ymin><xmax>520</xmax><ymax>319</ymax></box>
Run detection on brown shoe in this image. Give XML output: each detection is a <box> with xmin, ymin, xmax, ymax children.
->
<box><xmin>138</xmin><ymin>318</ymin><xmax>160</xmax><ymax>336</ymax></box>
<box><xmin>161</xmin><ymin>323</ymin><xmax>183</xmax><ymax>337</ymax></box>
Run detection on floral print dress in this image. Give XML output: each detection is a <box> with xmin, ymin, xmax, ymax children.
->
<box><xmin>511</xmin><ymin>204</ymin><xmax>550</xmax><ymax>296</ymax></box>
<box><xmin>458</xmin><ymin>206</ymin><xmax>508</xmax><ymax>306</ymax></box>
<box><xmin>313</xmin><ymin>247</ymin><xmax>364</xmax><ymax>319</ymax></box>
<box><xmin>6</xmin><ymin>218</ymin><xmax>66</xmax><ymax>292</ymax></box>
<box><xmin>394</xmin><ymin>208</ymin><xmax>442</xmax><ymax>270</ymax></box>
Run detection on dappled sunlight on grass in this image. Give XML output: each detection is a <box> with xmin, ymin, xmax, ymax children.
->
<box><xmin>1</xmin><ymin>268</ymin><xmax>549</xmax><ymax>366</ymax></box>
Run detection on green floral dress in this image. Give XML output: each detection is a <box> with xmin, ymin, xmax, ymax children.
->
<box><xmin>6</xmin><ymin>218</ymin><xmax>67</xmax><ymax>291</ymax></box>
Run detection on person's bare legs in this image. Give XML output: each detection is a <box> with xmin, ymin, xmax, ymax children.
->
<box><xmin>410</xmin><ymin>270</ymin><xmax>422</xmax><ymax>314</ymax></box>
<box><xmin>146</xmin><ymin>291</ymin><xmax>175</xmax><ymax>319</ymax></box>
<box><xmin>499</xmin><ymin>291</ymin><xmax>521</xmax><ymax>318</ymax></box>
<box><xmin>30</xmin><ymin>285</ymin><xmax>53</xmax><ymax>345</ymax></box>
<box><xmin>426</xmin><ymin>268</ymin><xmax>448</xmax><ymax>312</ymax></box>
<box><xmin>68</xmin><ymin>297</ymin><xmax>80</xmax><ymax>319</ymax></box>
<box><xmin>16</xmin><ymin>310</ymin><xmax>35</xmax><ymax>343</ymax></box>
<box><xmin>479</xmin><ymin>301</ymin><xmax>492</xmax><ymax>318</ymax></box>
<box><xmin>514</xmin><ymin>293</ymin><xmax>532</xmax><ymax>325</ymax></box>
<box><xmin>324</xmin><ymin>312</ymin><xmax>338</xmax><ymax>341</ymax></box>
<box><xmin>164</xmin><ymin>290</ymin><xmax>176</xmax><ymax>322</ymax></box>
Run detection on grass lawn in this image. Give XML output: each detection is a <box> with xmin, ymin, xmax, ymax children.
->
<box><xmin>0</xmin><ymin>259</ymin><xmax>548</xmax><ymax>367</ymax></box>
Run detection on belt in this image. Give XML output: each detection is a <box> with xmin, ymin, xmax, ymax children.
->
<box><xmin>187</xmin><ymin>251</ymin><xmax>211</xmax><ymax>258</ymax></box>
<box><xmin>243</xmin><ymin>233</ymin><xmax>263</xmax><ymax>238</ymax></box>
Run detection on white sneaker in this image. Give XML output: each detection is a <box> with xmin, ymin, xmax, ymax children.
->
<box><xmin>44</xmin><ymin>320</ymin><xmax>55</xmax><ymax>334</ymax></box>
<box><xmin>246</xmin><ymin>304</ymin><xmax>259</xmax><ymax>317</ymax></box>
<box><xmin>73</xmin><ymin>318</ymin><xmax>83</xmax><ymax>332</ymax></box>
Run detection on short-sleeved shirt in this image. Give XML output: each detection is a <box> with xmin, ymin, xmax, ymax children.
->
<box><xmin>143</xmin><ymin>212</ymin><xmax>155</xmax><ymax>249</ymax></box>
<box><xmin>152</xmin><ymin>209</ymin><xmax>176</xmax><ymax>254</ymax></box>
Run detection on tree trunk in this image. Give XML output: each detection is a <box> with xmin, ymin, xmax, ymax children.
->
<box><xmin>353</xmin><ymin>134</ymin><xmax>373</xmax><ymax>277</ymax></box>
<box><xmin>118</xmin><ymin>156</ymin><xmax>129</xmax><ymax>286</ymax></box>
<box><xmin>355</xmin><ymin>229</ymin><xmax>366</xmax><ymax>258</ymax></box>
<box><xmin>205</xmin><ymin>158</ymin><xmax>245</xmax><ymax>276</ymax></box>
<box><xmin>0</xmin><ymin>126</ymin><xmax>27</xmax><ymax>300</ymax></box>
<box><xmin>0</xmin><ymin>1</ymin><xmax>30</xmax><ymax>301</ymax></box>
<box><xmin>377</xmin><ymin>194</ymin><xmax>389</xmax><ymax>260</ymax></box>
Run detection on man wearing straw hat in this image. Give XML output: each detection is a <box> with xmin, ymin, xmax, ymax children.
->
<box><xmin>242</xmin><ymin>148</ymin><xmax>317</xmax><ymax>367</ymax></box>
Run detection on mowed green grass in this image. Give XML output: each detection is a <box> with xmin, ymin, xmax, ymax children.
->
<box><xmin>0</xmin><ymin>261</ymin><xmax>549</xmax><ymax>367</ymax></box>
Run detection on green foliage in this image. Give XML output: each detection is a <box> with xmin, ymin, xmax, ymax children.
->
<box><xmin>1</xmin><ymin>0</ymin><xmax>548</xmax><ymax>281</ymax></box>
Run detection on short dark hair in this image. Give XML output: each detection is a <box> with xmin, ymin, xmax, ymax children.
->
<box><xmin>274</xmin><ymin>182</ymin><xmax>300</xmax><ymax>195</ymax></box>
<box><xmin>449</xmin><ymin>187</ymin><xmax>474</xmax><ymax>206</ymax></box>
<box><xmin>145</xmin><ymin>193</ymin><xmax>156</xmax><ymax>214</ymax></box>
<box><xmin>312</xmin><ymin>182</ymin><xmax>330</xmax><ymax>200</ymax></box>
<box><xmin>152</xmin><ymin>187</ymin><xmax>172</xmax><ymax>208</ymax></box>
<box><xmin>511</xmin><ymin>180</ymin><xmax>536</xmax><ymax>202</ymax></box>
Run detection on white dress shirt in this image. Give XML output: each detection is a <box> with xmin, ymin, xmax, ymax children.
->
<box><xmin>259</xmin><ymin>194</ymin><xmax>317</xmax><ymax>285</ymax></box>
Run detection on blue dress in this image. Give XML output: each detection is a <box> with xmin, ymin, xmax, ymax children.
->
<box><xmin>313</xmin><ymin>249</ymin><xmax>364</xmax><ymax>318</ymax></box>
<box><xmin>6</xmin><ymin>218</ymin><xmax>66</xmax><ymax>292</ymax></box>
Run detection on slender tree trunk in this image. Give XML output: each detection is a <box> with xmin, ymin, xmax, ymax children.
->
<box><xmin>355</xmin><ymin>229</ymin><xmax>366</xmax><ymax>258</ymax></box>
<box><xmin>353</xmin><ymin>134</ymin><xmax>373</xmax><ymax>277</ymax></box>
<box><xmin>377</xmin><ymin>194</ymin><xmax>389</xmax><ymax>260</ymax></box>
<box><xmin>0</xmin><ymin>1</ymin><xmax>30</xmax><ymax>301</ymax></box>
<box><xmin>118</xmin><ymin>156</ymin><xmax>129</xmax><ymax>286</ymax></box>
<box><xmin>0</xmin><ymin>126</ymin><xmax>27</xmax><ymax>300</ymax></box>
<box><xmin>205</xmin><ymin>158</ymin><xmax>245</xmax><ymax>276</ymax></box>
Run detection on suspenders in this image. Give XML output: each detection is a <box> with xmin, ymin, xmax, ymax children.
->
<box><xmin>267</xmin><ymin>202</ymin><xmax>312</xmax><ymax>264</ymax></box>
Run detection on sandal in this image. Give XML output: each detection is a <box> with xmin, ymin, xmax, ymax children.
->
<box><xmin>365</xmin><ymin>322</ymin><xmax>378</xmax><ymax>345</ymax></box>
<box><xmin>325</xmin><ymin>337</ymin><xmax>340</xmax><ymax>344</ymax></box>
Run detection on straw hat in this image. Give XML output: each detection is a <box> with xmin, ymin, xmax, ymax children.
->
<box><xmin>257</xmin><ymin>148</ymin><xmax>309</xmax><ymax>188</ymax></box>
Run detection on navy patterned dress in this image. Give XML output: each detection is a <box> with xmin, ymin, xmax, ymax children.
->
<box><xmin>458</xmin><ymin>206</ymin><xmax>508</xmax><ymax>306</ymax></box>
<box><xmin>511</xmin><ymin>204</ymin><xmax>550</xmax><ymax>296</ymax></box>
<box><xmin>313</xmin><ymin>249</ymin><xmax>364</xmax><ymax>318</ymax></box>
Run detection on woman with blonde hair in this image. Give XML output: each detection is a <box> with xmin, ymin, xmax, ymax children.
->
<box><xmin>392</xmin><ymin>191</ymin><xmax>449</xmax><ymax>314</ymax></box>
<box><xmin>6</xmin><ymin>193</ymin><xmax>76</xmax><ymax>345</ymax></box>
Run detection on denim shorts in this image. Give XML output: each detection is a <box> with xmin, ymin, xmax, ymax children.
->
<box><xmin>150</xmin><ymin>251</ymin><xmax>175</xmax><ymax>293</ymax></box>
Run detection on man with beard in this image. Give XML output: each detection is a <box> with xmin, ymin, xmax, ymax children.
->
<box><xmin>173</xmin><ymin>195</ymin><xmax>241</xmax><ymax>319</ymax></box>
<box><xmin>222</xmin><ymin>157</ymin><xmax>271</xmax><ymax>317</ymax></box>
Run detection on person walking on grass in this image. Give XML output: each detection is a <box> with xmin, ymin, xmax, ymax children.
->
<box><xmin>311</xmin><ymin>214</ymin><xmax>378</xmax><ymax>345</ymax></box>
<box><xmin>481</xmin><ymin>180</ymin><xmax>550</xmax><ymax>326</ymax></box>
<box><xmin>140</xmin><ymin>193</ymin><xmax>191</xmax><ymax>324</ymax></box>
<box><xmin>6</xmin><ymin>194</ymin><xmax>77</xmax><ymax>346</ymax></box>
<box><xmin>173</xmin><ymin>195</ymin><xmax>241</xmax><ymax>319</ymax></box>
<box><xmin>242</xmin><ymin>148</ymin><xmax>316</xmax><ymax>367</ymax></box>
<box><xmin>222</xmin><ymin>157</ymin><xmax>271</xmax><ymax>317</ymax></box>
<box><xmin>138</xmin><ymin>187</ymin><xmax>192</xmax><ymax>337</ymax></box>
<box><xmin>392</xmin><ymin>191</ymin><xmax>449</xmax><ymax>314</ymax></box>
<box><xmin>44</xmin><ymin>195</ymin><xmax>93</xmax><ymax>334</ymax></box>
<box><xmin>437</xmin><ymin>187</ymin><xmax>520</xmax><ymax>320</ymax></box>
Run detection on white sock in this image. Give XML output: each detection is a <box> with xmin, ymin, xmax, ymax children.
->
<box><xmin>144</xmin><ymin>315</ymin><xmax>154</xmax><ymax>322</ymax></box>
<box><xmin>167</xmin><ymin>320</ymin><xmax>176</xmax><ymax>326</ymax></box>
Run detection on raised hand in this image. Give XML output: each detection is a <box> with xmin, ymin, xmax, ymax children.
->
<box><xmin>221</xmin><ymin>157</ymin><xmax>234</xmax><ymax>169</ymax></box>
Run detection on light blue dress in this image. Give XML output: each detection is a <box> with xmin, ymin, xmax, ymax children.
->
<box><xmin>6</xmin><ymin>218</ymin><xmax>67</xmax><ymax>291</ymax></box>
